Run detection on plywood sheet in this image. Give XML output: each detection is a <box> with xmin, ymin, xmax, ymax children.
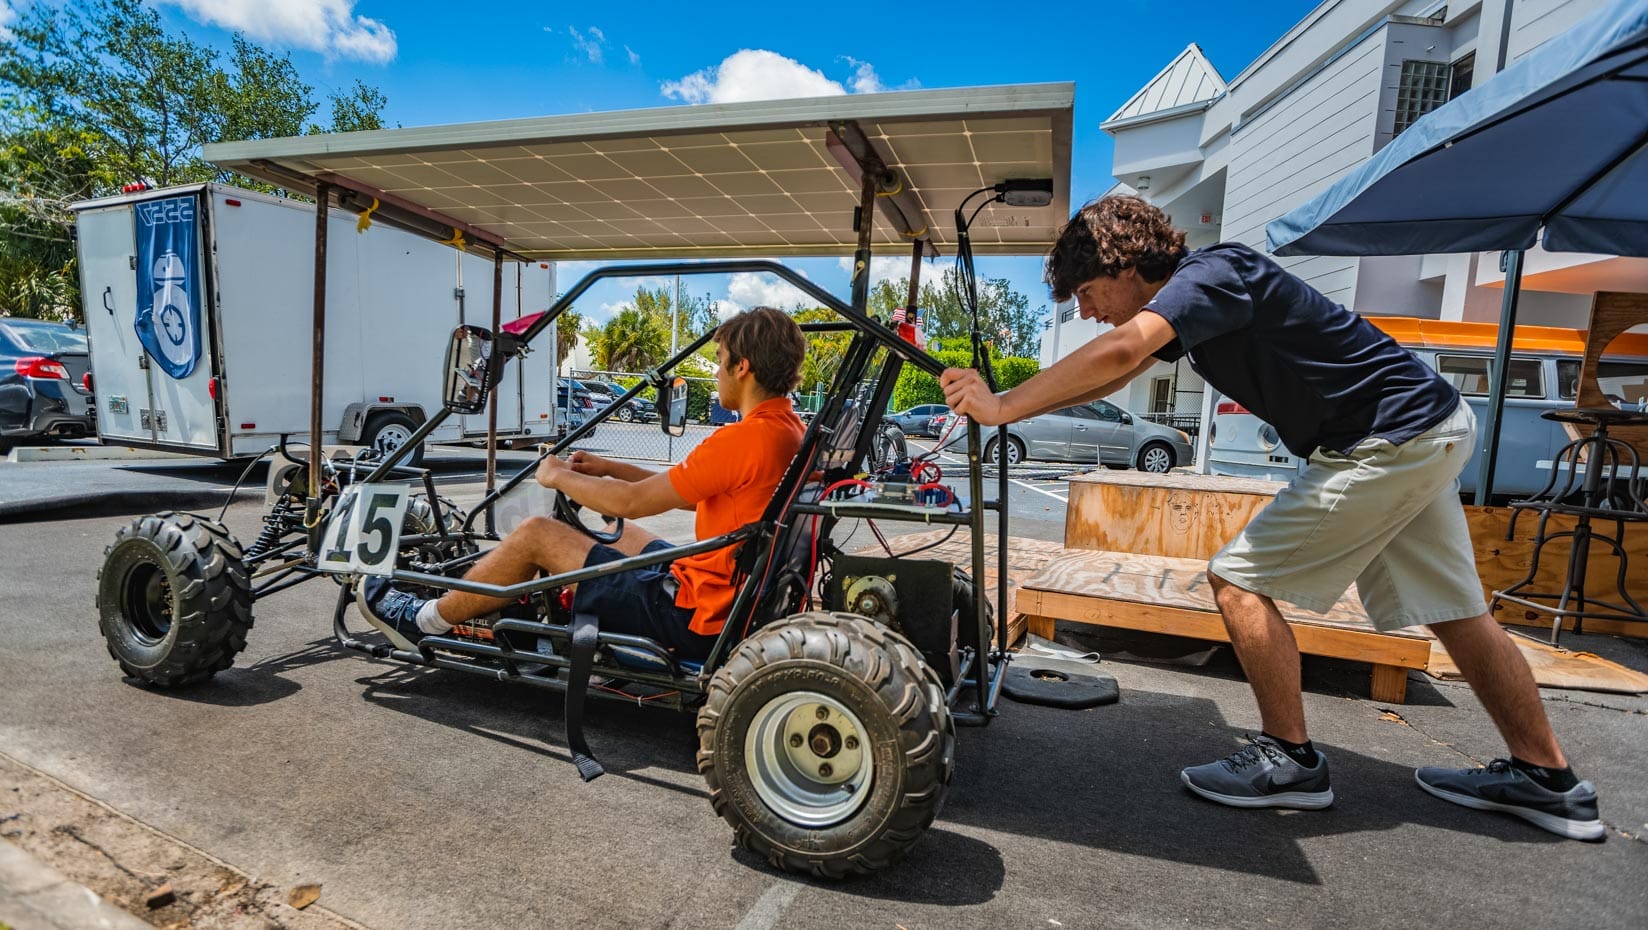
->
<box><xmin>1427</xmin><ymin>637</ymin><xmax>1648</xmax><ymax>694</ymax></box>
<box><xmin>1468</xmin><ymin>505</ymin><xmax>1648</xmax><ymax>638</ymax></box>
<box><xmin>1065</xmin><ymin>476</ymin><xmax>1282</xmax><ymax>561</ymax></box>
<box><xmin>1024</xmin><ymin>548</ymin><xmax>1421</xmax><ymax>637</ymax></box>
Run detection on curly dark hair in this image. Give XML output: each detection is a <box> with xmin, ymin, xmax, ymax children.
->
<box><xmin>714</xmin><ymin>306</ymin><xmax>806</xmax><ymax>397</ymax></box>
<box><xmin>1045</xmin><ymin>195</ymin><xmax>1188</xmax><ymax>301</ymax></box>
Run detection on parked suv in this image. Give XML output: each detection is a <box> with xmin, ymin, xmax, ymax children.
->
<box><xmin>0</xmin><ymin>317</ymin><xmax>95</xmax><ymax>451</ymax></box>
<box><xmin>580</xmin><ymin>379</ymin><xmax>655</xmax><ymax>422</ymax></box>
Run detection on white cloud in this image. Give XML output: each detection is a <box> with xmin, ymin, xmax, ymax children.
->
<box><xmin>662</xmin><ymin>49</ymin><xmax>850</xmax><ymax>104</ymax></box>
<box><xmin>569</xmin><ymin>25</ymin><xmax>604</xmax><ymax>64</ymax></box>
<box><xmin>159</xmin><ymin>0</ymin><xmax>395</xmax><ymax>63</ymax></box>
<box><xmin>624</xmin><ymin>45</ymin><xmax>640</xmax><ymax>66</ymax></box>
<box><xmin>837</xmin><ymin>255</ymin><xmax>942</xmax><ymax>294</ymax></box>
<box><xmin>0</xmin><ymin>2</ymin><xmax>15</xmax><ymax>41</ymax></box>
<box><xmin>723</xmin><ymin>271</ymin><xmax>815</xmax><ymax>312</ymax></box>
<box><xmin>711</xmin><ymin>299</ymin><xmax>742</xmax><ymax>321</ymax></box>
<box><xmin>843</xmin><ymin>57</ymin><xmax>885</xmax><ymax>94</ymax></box>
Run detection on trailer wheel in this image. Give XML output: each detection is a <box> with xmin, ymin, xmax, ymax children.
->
<box><xmin>698</xmin><ymin>611</ymin><xmax>954</xmax><ymax>878</ymax></box>
<box><xmin>362</xmin><ymin>411</ymin><xmax>424</xmax><ymax>467</ymax></box>
<box><xmin>96</xmin><ymin>512</ymin><xmax>253</xmax><ymax>688</ymax></box>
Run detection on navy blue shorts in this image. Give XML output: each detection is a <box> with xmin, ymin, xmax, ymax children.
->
<box><xmin>573</xmin><ymin>538</ymin><xmax>715</xmax><ymax>660</ymax></box>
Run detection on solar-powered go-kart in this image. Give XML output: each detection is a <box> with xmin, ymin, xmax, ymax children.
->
<box><xmin>94</xmin><ymin>87</ymin><xmax>1073</xmax><ymax>876</ymax></box>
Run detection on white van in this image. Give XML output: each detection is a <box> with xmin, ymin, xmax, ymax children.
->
<box><xmin>1206</xmin><ymin>317</ymin><xmax>1648</xmax><ymax>497</ymax></box>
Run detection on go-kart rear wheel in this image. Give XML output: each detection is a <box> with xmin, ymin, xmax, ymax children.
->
<box><xmin>697</xmin><ymin>611</ymin><xmax>955</xmax><ymax>878</ymax></box>
<box><xmin>96</xmin><ymin>512</ymin><xmax>253</xmax><ymax>688</ymax></box>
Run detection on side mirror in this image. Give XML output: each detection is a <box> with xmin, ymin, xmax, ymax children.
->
<box><xmin>1120</xmin><ymin>412</ymin><xmax>1133</xmax><ymax>424</ymax></box>
<box><xmin>659</xmin><ymin>375</ymin><xmax>689</xmax><ymax>437</ymax></box>
<box><xmin>443</xmin><ymin>325</ymin><xmax>494</xmax><ymax>415</ymax></box>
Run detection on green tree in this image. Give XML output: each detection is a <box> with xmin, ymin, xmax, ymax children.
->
<box><xmin>324</xmin><ymin>81</ymin><xmax>389</xmax><ymax>134</ymax></box>
<box><xmin>794</xmin><ymin>306</ymin><xmax>850</xmax><ymax>396</ymax></box>
<box><xmin>554</xmin><ymin>310</ymin><xmax>583</xmax><ymax>372</ymax></box>
<box><xmin>0</xmin><ymin>0</ymin><xmax>390</xmax><ymax>318</ymax></box>
<box><xmin>869</xmin><ymin>267</ymin><xmax>1047</xmax><ymax>358</ymax></box>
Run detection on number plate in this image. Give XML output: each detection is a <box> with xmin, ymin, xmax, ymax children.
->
<box><xmin>314</xmin><ymin>483</ymin><xmax>411</xmax><ymax>576</ymax></box>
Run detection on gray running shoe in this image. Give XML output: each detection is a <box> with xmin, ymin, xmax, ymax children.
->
<box><xmin>1181</xmin><ymin>735</ymin><xmax>1334</xmax><ymax>810</ymax></box>
<box><xmin>1415</xmin><ymin>760</ymin><xmax>1604</xmax><ymax>841</ymax></box>
<box><xmin>356</xmin><ymin>576</ymin><xmax>430</xmax><ymax>652</ymax></box>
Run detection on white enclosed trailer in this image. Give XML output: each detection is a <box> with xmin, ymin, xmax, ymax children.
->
<box><xmin>72</xmin><ymin>183</ymin><xmax>558</xmax><ymax>462</ymax></box>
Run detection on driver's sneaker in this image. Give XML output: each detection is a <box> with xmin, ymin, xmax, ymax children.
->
<box><xmin>1180</xmin><ymin>735</ymin><xmax>1334</xmax><ymax>810</ymax></box>
<box><xmin>1415</xmin><ymin>760</ymin><xmax>1604</xmax><ymax>840</ymax></box>
<box><xmin>356</xmin><ymin>577</ymin><xmax>430</xmax><ymax>651</ymax></box>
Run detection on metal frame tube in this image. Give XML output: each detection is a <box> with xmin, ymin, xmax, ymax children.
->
<box><xmin>1476</xmin><ymin>248</ymin><xmax>1524</xmax><ymax>504</ymax></box>
<box><xmin>306</xmin><ymin>183</ymin><xmax>330</xmax><ymax>532</ymax></box>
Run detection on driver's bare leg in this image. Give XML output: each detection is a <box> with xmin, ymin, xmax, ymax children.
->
<box><xmin>434</xmin><ymin>516</ymin><xmax>595</xmax><ymax>624</ymax></box>
<box><xmin>607</xmin><ymin>521</ymin><xmax>664</xmax><ymax>557</ymax></box>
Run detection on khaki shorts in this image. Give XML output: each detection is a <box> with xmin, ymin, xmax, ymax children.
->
<box><xmin>1209</xmin><ymin>400</ymin><xmax>1487</xmax><ymax>631</ymax></box>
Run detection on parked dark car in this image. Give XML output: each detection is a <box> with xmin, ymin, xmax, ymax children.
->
<box><xmin>887</xmin><ymin>403</ymin><xmax>949</xmax><ymax>436</ymax></box>
<box><xmin>0</xmin><ymin>317</ymin><xmax>95</xmax><ymax>451</ymax></box>
<box><xmin>581</xmin><ymin>379</ymin><xmax>656</xmax><ymax>423</ymax></box>
<box><xmin>556</xmin><ymin>378</ymin><xmax>596</xmax><ymax>437</ymax></box>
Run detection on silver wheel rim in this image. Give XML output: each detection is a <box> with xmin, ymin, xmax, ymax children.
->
<box><xmin>618</xmin><ymin>407</ymin><xmax>632</xmax><ymax>421</ymax></box>
<box><xmin>373</xmin><ymin>423</ymin><xmax>414</xmax><ymax>454</ymax></box>
<box><xmin>1141</xmin><ymin>445</ymin><xmax>1171</xmax><ymax>472</ymax></box>
<box><xmin>745</xmin><ymin>690</ymin><xmax>873</xmax><ymax>827</ymax></box>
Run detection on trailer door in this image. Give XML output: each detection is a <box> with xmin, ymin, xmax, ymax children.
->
<box><xmin>132</xmin><ymin>192</ymin><xmax>220</xmax><ymax>451</ymax></box>
<box><xmin>76</xmin><ymin>205</ymin><xmax>152</xmax><ymax>444</ymax></box>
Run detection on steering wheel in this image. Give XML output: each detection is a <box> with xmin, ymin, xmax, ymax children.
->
<box><xmin>552</xmin><ymin>490</ymin><xmax>625</xmax><ymax>545</ymax></box>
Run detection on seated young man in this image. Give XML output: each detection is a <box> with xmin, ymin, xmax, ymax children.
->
<box><xmin>359</xmin><ymin>306</ymin><xmax>808</xmax><ymax>661</ymax></box>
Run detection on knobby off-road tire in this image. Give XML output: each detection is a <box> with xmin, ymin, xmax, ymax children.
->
<box><xmin>97</xmin><ymin>512</ymin><xmax>253</xmax><ymax>688</ymax></box>
<box><xmin>697</xmin><ymin>611</ymin><xmax>955</xmax><ymax>878</ymax></box>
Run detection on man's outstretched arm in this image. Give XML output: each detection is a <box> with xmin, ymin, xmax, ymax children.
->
<box><xmin>942</xmin><ymin>311</ymin><xmax>1176</xmax><ymax>425</ymax></box>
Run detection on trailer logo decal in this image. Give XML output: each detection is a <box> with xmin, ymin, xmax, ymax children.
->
<box><xmin>133</xmin><ymin>195</ymin><xmax>202</xmax><ymax>380</ymax></box>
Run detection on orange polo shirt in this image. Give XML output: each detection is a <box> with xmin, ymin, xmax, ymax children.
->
<box><xmin>667</xmin><ymin>396</ymin><xmax>804</xmax><ymax>635</ymax></box>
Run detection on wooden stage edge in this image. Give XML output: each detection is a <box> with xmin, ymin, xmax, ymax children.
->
<box><xmin>1019</xmin><ymin>589</ymin><xmax>1429</xmax><ymax>705</ymax></box>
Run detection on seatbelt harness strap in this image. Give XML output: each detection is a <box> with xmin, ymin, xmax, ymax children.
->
<box><xmin>565</xmin><ymin>611</ymin><xmax>605</xmax><ymax>781</ymax></box>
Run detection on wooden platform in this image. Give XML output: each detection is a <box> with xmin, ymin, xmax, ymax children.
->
<box><xmin>1019</xmin><ymin>549</ymin><xmax>1432</xmax><ymax>704</ymax></box>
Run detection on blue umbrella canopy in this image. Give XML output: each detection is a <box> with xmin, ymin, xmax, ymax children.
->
<box><xmin>1268</xmin><ymin>0</ymin><xmax>1648</xmax><ymax>257</ymax></box>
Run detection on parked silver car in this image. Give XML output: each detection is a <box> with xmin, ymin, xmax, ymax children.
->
<box><xmin>961</xmin><ymin>399</ymin><xmax>1194</xmax><ymax>472</ymax></box>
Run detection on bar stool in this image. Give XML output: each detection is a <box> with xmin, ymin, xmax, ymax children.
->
<box><xmin>1491</xmin><ymin>407</ymin><xmax>1648</xmax><ymax>644</ymax></box>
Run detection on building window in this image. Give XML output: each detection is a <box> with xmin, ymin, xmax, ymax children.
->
<box><xmin>1448</xmin><ymin>52</ymin><xmax>1475</xmax><ymax>101</ymax></box>
<box><xmin>1394</xmin><ymin>59</ymin><xmax>1452</xmax><ymax>134</ymax></box>
<box><xmin>1059</xmin><ymin>305</ymin><xmax>1076</xmax><ymax>322</ymax></box>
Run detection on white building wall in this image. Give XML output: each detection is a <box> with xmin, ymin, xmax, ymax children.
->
<box><xmin>1043</xmin><ymin>0</ymin><xmax>1617</xmax><ymax>448</ymax></box>
<box><xmin>1221</xmin><ymin>24</ymin><xmax>1391</xmax><ymax>307</ymax></box>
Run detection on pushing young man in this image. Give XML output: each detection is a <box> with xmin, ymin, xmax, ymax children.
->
<box><xmin>940</xmin><ymin>195</ymin><xmax>1604</xmax><ymax>840</ymax></box>
<box><xmin>360</xmin><ymin>306</ymin><xmax>807</xmax><ymax>663</ymax></box>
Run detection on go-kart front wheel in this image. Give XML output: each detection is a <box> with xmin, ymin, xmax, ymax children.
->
<box><xmin>96</xmin><ymin>512</ymin><xmax>253</xmax><ymax>688</ymax></box>
<box><xmin>697</xmin><ymin>611</ymin><xmax>955</xmax><ymax>878</ymax></box>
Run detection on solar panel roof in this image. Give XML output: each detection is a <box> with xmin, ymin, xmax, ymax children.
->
<box><xmin>204</xmin><ymin>83</ymin><xmax>1073</xmax><ymax>261</ymax></box>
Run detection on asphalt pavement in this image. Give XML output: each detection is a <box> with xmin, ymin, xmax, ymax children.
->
<box><xmin>0</xmin><ymin>442</ymin><xmax>1644</xmax><ymax>928</ymax></box>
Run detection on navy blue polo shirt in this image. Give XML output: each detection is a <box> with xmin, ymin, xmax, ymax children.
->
<box><xmin>1145</xmin><ymin>243</ymin><xmax>1458</xmax><ymax>457</ymax></box>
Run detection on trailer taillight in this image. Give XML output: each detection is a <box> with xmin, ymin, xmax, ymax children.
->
<box><xmin>1216</xmin><ymin>401</ymin><xmax>1249</xmax><ymax>416</ymax></box>
<box><xmin>14</xmin><ymin>357</ymin><xmax>69</xmax><ymax>380</ymax></box>
<box><xmin>82</xmin><ymin>372</ymin><xmax>94</xmax><ymax>392</ymax></box>
<box><xmin>208</xmin><ymin>377</ymin><xmax>219</xmax><ymax>400</ymax></box>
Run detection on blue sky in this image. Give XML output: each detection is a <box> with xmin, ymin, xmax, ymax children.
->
<box><xmin>8</xmin><ymin>0</ymin><xmax>1320</xmax><ymax>328</ymax></box>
